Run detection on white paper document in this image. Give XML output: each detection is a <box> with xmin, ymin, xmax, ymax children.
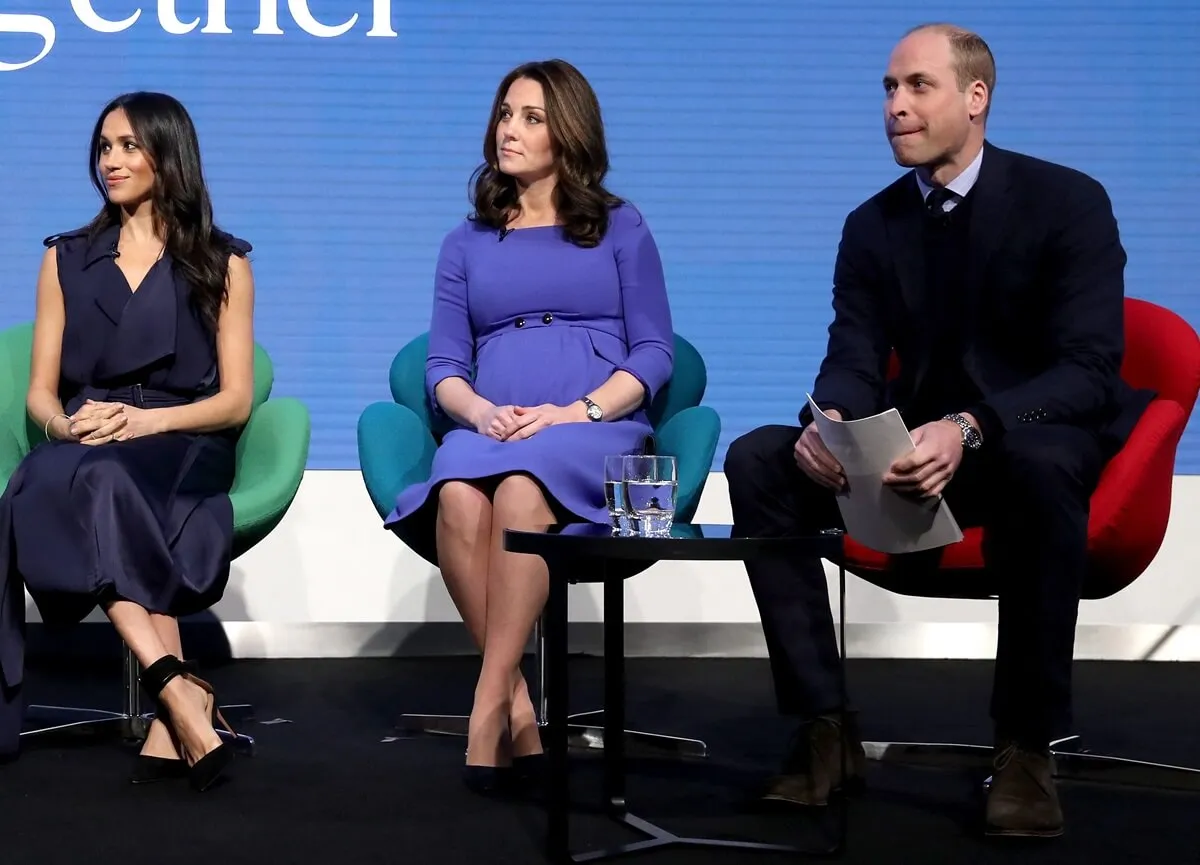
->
<box><xmin>805</xmin><ymin>395</ymin><xmax>963</xmax><ymax>554</ymax></box>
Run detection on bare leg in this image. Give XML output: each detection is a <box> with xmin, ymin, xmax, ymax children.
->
<box><xmin>105</xmin><ymin>600</ymin><xmax>221</xmax><ymax>765</ymax></box>
<box><xmin>510</xmin><ymin>671</ymin><xmax>541</xmax><ymax>759</ymax></box>
<box><xmin>138</xmin><ymin>614</ymin><xmax>184</xmax><ymax>760</ymax></box>
<box><xmin>435</xmin><ymin>482</ymin><xmax>493</xmax><ymax>650</ymax></box>
<box><xmin>467</xmin><ymin>475</ymin><xmax>553</xmax><ymax>767</ymax></box>
<box><xmin>437</xmin><ymin>481</ymin><xmax>540</xmax><ymax>751</ymax></box>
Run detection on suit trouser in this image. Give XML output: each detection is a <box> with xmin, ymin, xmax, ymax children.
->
<box><xmin>724</xmin><ymin>422</ymin><xmax>1104</xmax><ymax>747</ymax></box>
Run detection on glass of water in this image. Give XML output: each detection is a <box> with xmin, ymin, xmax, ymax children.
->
<box><xmin>603</xmin><ymin>455</ymin><xmax>632</xmax><ymax>535</ymax></box>
<box><xmin>623</xmin><ymin>455</ymin><xmax>678</xmax><ymax>536</ymax></box>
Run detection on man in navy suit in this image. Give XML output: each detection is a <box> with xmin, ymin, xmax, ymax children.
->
<box><xmin>725</xmin><ymin>23</ymin><xmax>1151</xmax><ymax>838</ymax></box>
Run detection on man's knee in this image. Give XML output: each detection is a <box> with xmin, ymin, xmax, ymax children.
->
<box><xmin>994</xmin><ymin>425</ymin><xmax>1103</xmax><ymax>497</ymax></box>
<box><xmin>724</xmin><ymin>425</ymin><xmax>796</xmax><ymax>488</ymax></box>
<box><xmin>723</xmin><ymin>430</ymin><xmax>760</xmax><ymax>480</ymax></box>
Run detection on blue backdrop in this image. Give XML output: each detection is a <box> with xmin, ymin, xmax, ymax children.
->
<box><xmin>2</xmin><ymin>1</ymin><xmax>1197</xmax><ymax>471</ymax></box>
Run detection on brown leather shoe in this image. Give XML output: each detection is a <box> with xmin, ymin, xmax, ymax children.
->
<box><xmin>984</xmin><ymin>742</ymin><xmax>1064</xmax><ymax>838</ymax></box>
<box><xmin>760</xmin><ymin>712</ymin><xmax>867</xmax><ymax>807</ymax></box>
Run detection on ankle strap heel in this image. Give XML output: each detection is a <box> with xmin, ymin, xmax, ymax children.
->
<box><xmin>139</xmin><ymin>655</ymin><xmax>187</xmax><ymax>705</ymax></box>
<box><xmin>137</xmin><ymin>654</ymin><xmax>234</xmax><ymax>792</ymax></box>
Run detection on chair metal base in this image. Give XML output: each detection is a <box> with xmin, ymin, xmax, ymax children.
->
<box><xmin>21</xmin><ymin>647</ymin><xmax>256</xmax><ymax>755</ymax></box>
<box><xmin>22</xmin><ymin>704</ymin><xmax>152</xmax><ymax>742</ymax></box>
<box><xmin>396</xmin><ymin>618</ymin><xmax>709</xmax><ymax>761</ymax></box>
<box><xmin>864</xmin><ymin>734</ymin><xmax>1200</xmax><ymax>792</ymax></box>
<box><xmin>396</xmin><ymin>709</ymin><xmax>708</xmax><ymax>760</ymax></box>
<box><xmin>23</xmin><ymin>703</ymin><xmax>258</xmax><ymax>755</ymax></box>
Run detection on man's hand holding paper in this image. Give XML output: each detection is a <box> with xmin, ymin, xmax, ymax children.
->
<box><xmin>804</xmin><ymin>395</ymin><xmax>963</xmax><ymax>553</ymax></box>
<box><xmin>794</xmin><ymin>409</ymin><xmax>847</xmax><ymax>491</ymax></box>
<box><xmin>882</xmin><ymin>417</ymin><xmax>967</xmax><ymax>499</ymax></box>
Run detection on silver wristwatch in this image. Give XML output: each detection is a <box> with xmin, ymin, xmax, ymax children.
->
<box><xmin>581</xmin><ymin>396</ymin><xmax>604</xmax><ymax>422</ymax></box>
<box><xmin>943</xmin><ymin>413</ymin><xmax>982</xmax><ymax>450</ymax></box>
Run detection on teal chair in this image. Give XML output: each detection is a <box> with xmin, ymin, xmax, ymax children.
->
<box><xmin>0</xmin><ymin>322</ymin><xmax>311</xmax><ymax>747</ymax></box>
<box><xmin>358</xmin><ymin>332</ymin><xmax>720</xmax><ymax>757</ymax></box>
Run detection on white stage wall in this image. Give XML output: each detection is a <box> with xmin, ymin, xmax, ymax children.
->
<box><xmin>26</xmin><ymin>472</ymin><xmax>1200</xmax><ymax>662</ymax></box>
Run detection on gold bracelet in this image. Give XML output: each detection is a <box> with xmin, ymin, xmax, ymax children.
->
<box><xmin>44</xmin><ymin>413</ymin><xmax>69</xmax><ymax>440</ymax></box>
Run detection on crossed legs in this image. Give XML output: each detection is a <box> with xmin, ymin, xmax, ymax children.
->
<box><xmin>437</xmin><ymin>475</ymin><xmax>553</xmax><ymax>768</ymax></box>
<box><xmin>104</xmin><ymin>602</ymin><xmax>222</xmax><ymax>767</ymax></box>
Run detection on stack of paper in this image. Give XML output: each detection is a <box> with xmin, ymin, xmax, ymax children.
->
<box><xmin>806</xmin><ymin>395</ymin><xmax>963</xmax><ymax>554</ymax></box>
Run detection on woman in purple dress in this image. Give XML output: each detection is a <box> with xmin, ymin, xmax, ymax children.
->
<box><xmin>0</xmin><ymin>93</ymin><xmax>254</xmax><ymax>791</ymax></box>
<box><xmin>385</xmin><ymin>59</ymin><xmax>674</xmax><ymax>792</ymax></box>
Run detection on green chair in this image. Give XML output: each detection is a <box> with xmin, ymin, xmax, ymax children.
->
<box><xmin>0</xmin><ymin>322</ymin><xmax>311</xmax><ymax>748</ymax></box>
<box><xmin>358</xmin><ymin>331</ymin><xmax>721</xmax><ymax>758</ymax></box>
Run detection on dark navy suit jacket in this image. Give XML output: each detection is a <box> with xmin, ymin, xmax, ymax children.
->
<box><xmin>802</xmin><ymin>141</ymin><xmax>1152</xmax><ymax>448</ymax></box>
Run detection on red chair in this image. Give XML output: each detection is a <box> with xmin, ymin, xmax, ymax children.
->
<box><xmin>844</xmin><ymin>297</ymin><xmax>1200</xmax><ymax>789</ymax></box>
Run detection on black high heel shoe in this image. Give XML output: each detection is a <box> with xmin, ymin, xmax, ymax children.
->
<box><xmin>130</xmin><ymin>754</ymin><xmax>188</xmax><ymax>785</ymax></box>
<box><xmin>131</xmin><ymin>705</ymin><xmax>191</xmax><ymax>784</ymax></box>
<box><xmin>511</xmin><ymin>753</ymin><xmax>546</xmax><ymax>798</ymax></box>
<box><xmin>462</xmin><ymin>726</ymin><xmax>517</xmax><ymax>797</ymax></box>
<box><xmin>462</xmin><ymin>764</ymin><xmax>515</xmax><ymax>796</ymax></box>
<box><xmin>513</xmin><ymin>753</ymin><xmax>546</xmax><ymax>780</ymax></box>
<box><xmin>139</xmin><ymin>655</ymin><xmax>234</xmax><ymax>792</ymax></box>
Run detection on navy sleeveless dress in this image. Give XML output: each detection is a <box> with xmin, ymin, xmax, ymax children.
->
<box><xmin>0</xmin><ymin>223</ymin><xmax>251</xmax><ymax>758</ymax></box>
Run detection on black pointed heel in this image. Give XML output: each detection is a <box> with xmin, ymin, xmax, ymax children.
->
<box><xmin>130</xmin><ymin>755</ymin><xmax>187</xmax><ymax>785</ymax></box>
<box><xmin>512</xmin><ymin>753</ymin><xmax>546</xmax><ymax>782</ymax></box>
<box><xmin>188</xmin><ymin>736</ymin><xmax>234</xmax><ymax>792</ymax></box>
<box><xmin>462</xmin><ymin>764</ymin><xmax>515</xmax><ymax>796</ymax></box>
<box><xmin>139</xmin><ymin>655</ymin><xmax>234</xmax><ymax>792</ymax></box>
<box><xmin>511</xmin><ymin>753</ymin><xmax>546</xmax><ymax>799</ymax></box>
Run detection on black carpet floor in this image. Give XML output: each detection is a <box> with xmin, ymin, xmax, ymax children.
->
<box><xmin>3</xmin><ymin>657</ymin><xmax>1198</xmax><ymax>865</ymax></box>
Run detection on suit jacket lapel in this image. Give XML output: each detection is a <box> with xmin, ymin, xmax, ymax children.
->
<box><xmin>885</xmin><ymin>143</ymin><xmax>1015</xmax><ymax>376</ymax></box>
<box><xmin>886</xmin><ymin>174</ymin><xmax>927</xmax><ymax>323</ymax></box>
<box><xmin>964</xmin><ymin>142</ymin><xmax>1014</xmax><ymax>340</ymax></box>
<box><xmin>885</xmin><ymin>175</ymin><xmax>931</xmax><ymax>382</ymax></box>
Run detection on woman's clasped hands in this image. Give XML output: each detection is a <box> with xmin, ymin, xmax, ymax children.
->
<box><xmin>66</xmin><ymin>399</ymin><xmax>160</xmax><ymax>445</ymax></box>
<box><xmin>476</xmin><ymin>402</ymin><xmax>586</xmax><ymax>442</ymax></box>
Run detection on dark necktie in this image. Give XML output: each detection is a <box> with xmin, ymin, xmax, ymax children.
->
<box><xmin>926</xmin><ymin>187</ymin><xmax>960</xmax><ymax>218</ymax></box>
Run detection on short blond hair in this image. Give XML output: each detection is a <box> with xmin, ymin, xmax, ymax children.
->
<box><xmin>906</xmin><ymin>23</ymin><xmax>996</xmax><ymax>117</ymax></box>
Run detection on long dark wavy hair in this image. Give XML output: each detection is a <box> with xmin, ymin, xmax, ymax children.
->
<box><xmin>470</xmin><ymin>59</ymin><xmax>623</xmax><ymax>248</ymax></box>
<box><xmin>86</xmin><ymin>92</ymin><xmax>231</xmax><ymax>332</ymax></box>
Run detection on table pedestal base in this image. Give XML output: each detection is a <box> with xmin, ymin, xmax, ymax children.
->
<box><xmin>521</xmin><ymin>528</ymin><xmax>849</xmax><ymax>864</ymax></box>
<box><xmin>568</xmin><ymin>810</ymin><xmax>824</xmax><ymax>865</ymax></box>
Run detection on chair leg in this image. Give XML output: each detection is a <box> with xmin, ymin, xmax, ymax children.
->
<box><xmin>23</xmin><ymin>646</ymin><xmax>150</xmax><ymax>742</ymax></box>
<box><xmin>23</xmin><ymin>646</ymin><xmax>256</xmax><ymax>755</ymax></box>
<box><xmin>864</xmin><ymin>734</ymin><xmax>1200</xmax><ymax>793</ymax></box>
<box><xmin>398</xmin><ymin>616</ymin><xmax>709</xmax><ymax>759</ymax></box>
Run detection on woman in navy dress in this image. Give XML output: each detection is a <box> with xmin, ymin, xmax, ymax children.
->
<box><xmin>385</xmin><ymin>59</ymin><xmax>674</xmax><ymax>791</ymax></box>
<box><xmin>0</xmin><ymin>92</ymin><xmax>256</xmax><ymax>791</ymax></box>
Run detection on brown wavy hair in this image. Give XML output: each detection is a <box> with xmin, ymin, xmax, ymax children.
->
<box><xmin>470</xmin><ymin>59</ymin><xmax>623</xmax><ymax>248</ymax></box>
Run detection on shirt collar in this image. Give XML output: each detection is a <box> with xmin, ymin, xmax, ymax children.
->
<box><xmin>915</xmin><ymin>146</ymin><xmax>983</xmax><ymax>202</ymax></box>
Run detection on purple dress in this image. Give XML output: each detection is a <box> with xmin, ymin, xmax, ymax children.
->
<box><xmin>384</xmin><ymin>204</ymin><xmax>674</xmax><ymax>540</ymax></box>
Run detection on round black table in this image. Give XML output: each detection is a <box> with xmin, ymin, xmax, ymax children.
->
<box><xmin>504</xmin><ymin>523</ymin><xmax>850</xmax><ymax>864</ymax></box>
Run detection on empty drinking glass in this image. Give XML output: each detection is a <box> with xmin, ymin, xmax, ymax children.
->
<box><xmin>603</xmin><ymin>455</ymin><xmax>632</xmax><ymax>534</ymax></box>
<box><xmin>623</xmin><ymin>455</ymin><xmax>678</xmax><ymax>536</ymax></box>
